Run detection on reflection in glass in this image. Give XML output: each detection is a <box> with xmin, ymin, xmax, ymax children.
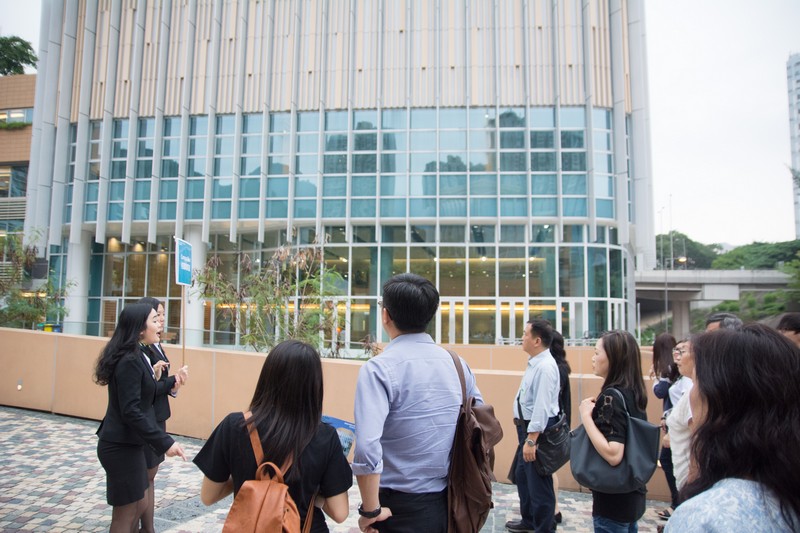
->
<box><xmin>559</xmin><ymin>247</ymin><xmax>585</xmax><ymax>297</ymax></box>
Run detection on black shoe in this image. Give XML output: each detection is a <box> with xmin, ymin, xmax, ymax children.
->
<box><xmin>505</xmin><ymin>519</ymin><xmax>535</xmax><ymax>533</ymax></box>
<box><xmin>554</xmin><ymin>512</ymin><xmax>563</xmax><ymax>524</ymax></box>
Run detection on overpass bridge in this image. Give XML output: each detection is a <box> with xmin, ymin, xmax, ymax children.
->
<box><xmin>635</xmin><ymin>269</ymin><xmax>790</xmax><ymax>338</ymax></box>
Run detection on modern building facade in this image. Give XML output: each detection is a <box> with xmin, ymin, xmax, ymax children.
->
<box><xmin>26</xmin><ymin>0</ymin><xmax>655</xmax><ymax>348</ymax></box>
<box><xmin>0</xmin><ymin>75</ymin><xmax>35</xmax><ymax>281</ymax></box>
<box><xmin>789</xmin><ymin>53</ymin><xmax>800</xmax><ymax>239</ymax></box>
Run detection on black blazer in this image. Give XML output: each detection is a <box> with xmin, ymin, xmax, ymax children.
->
<box><xmin>145</xmin><ymin>343</ymin><xmax>176</xmax><ymax>423</ymax></box>
<box><xmin>96</xmin><ymin>349</ymin><xmax>174</xmax><ymax>455</ymax></box>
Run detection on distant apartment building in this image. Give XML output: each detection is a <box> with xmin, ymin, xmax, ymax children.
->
<box><xmin>26</xmin><ymin>0</ymin><xmax>655</xmax><ymax>348</ymax></box>
<box><xmin>0</xmin><ymin>74</ymin><xmax>35</xmax><ymax>278</ymax></box>
<box><xmin>789</xmin><ymin>53</ymin><xmax>800</xmax><ymax>239</ymax></box>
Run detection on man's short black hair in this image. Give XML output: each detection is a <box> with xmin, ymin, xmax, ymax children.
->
<box><xmin>777</xmin><ymin>312</ymin><xmax>800</xmax><ymax>334</ymax></box>
<box><xmin>705</xmin><ymin>312</ymin><xmax>743</xmax><ymax>330</ymax></box>
<box><xmin>527</xmin><ymin>319</ymin><xmax>554</xmax><ymax>348</ymax></box>
<box><xmin>381</xmin><ymin>273</ymin><xmax>440</xmax><ymax>333</ymax></box>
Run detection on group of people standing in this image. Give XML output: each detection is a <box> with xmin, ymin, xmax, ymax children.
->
<box><xmin>93</xmin><ymin>281</ymin><xmax>800</xmax><ymax>533</ymax></box>
<box><xmin>650</xmin><ymin>311</ymin><xmax>800</xmax><ymax>533</ymax></box>
<box><xmin>93</xmin><ymin>298</ymin><xmax>189</xmax><ymax>532</ymax></box>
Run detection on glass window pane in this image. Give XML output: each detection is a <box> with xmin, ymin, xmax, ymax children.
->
<box><xmin>239</xmin><ymin>200</ymin><xmax>259</xmax><ymax>218</ymax></box>
<box><xmin>295</xmin><ymin>176</ymin><xmax>317</xmax><ymax>197</ymax></box>
<box><xmin>322</xmin><ymin>199</ymin><xmax>346</xmax><ymax>217</ymax></box>
<box><xmin>266</xmin><ymin>200</ymin><xmax>288</xmax><ymax>218</ymax></box>
<box><xmin>498</xmin><ymin>108</ymin><xmax>525</xmax><ymax>127</ymax></box>
<box><xmin>189</xmin><ymin>116</ymin><xmax>207</xmax><ymax>135</ymax></box>
<box><xmin>240</xmin><ymin>178</ymin><xmax>260</xmax><ymax>198</ymax></box>
<box><xmin>216</xmin><ymin>115</ymin><xmax>235</xmax><ymax>135</ymax></box>
<box><xmin>134</xmin><ymin>181</ymin><xmax>150</xmax><ymax>200</ymax></box>
<box><xmin>531</xmin><ymin>152</ymin><xmax>556</xmax><ymax>171</ymax></box>
<box><xmin>469</xmin><ymin>131</ymin><xmax>492</xmax><ymax>151</ymax></box>
<box><xmin>323</xmin><ymin>154</ymin><xmax>347</xmax><ymax>173</ymax></box>
<box><xmin>439</xmin><ymin>131</ymin><xmax>466</xmax><ymax>150</ymax></box>
<box><xmin>189</xmin><ymin>138</ymin><xmax>206</xmax><ymax>156</ymax></box>
<box><xmin>324</xmin><ymin>134</ymin><xmax>348</xmax><ymax>151</ymax></box>
<box><xmin>563</xmin><ymin>225</ymin><xmax>585</xmax><ymax>242</ymax></box>
<box><xmin>381</xmin><ymin>109</ymin><xmax>407</xmax><ymax>129</ymax></box>
<box><xmin>270</xmin><ymin>112</ymin><xmax>291</xmax><ymax>133</ymax></box>
<box><xmin>353</xmin><ymin>110</ymin><xmax>377</xmax><ymax>130</ymax></box>
<box><xmin>468</xmin><ymin>248</ymin><xmax>496</xmax><ymax>297</ymax></box>
<box><xmin>561</xmin><ymin>130</ymin><xmax>584</xmax><ymax>148</ymax></box>
<box><xmin>597</xmin><ymin>199</ymin><xmax>614</xmax><ymax>218</ymax></box>
<box><xmin>325</xmin><ymin>110</ymin><xmax>348</xmax><ymax>131</ymax></box>
<box><xmin>410</xmin><ymin>109</ymin><xmax>436</xmax><ymax>129</ymax></box>
<box><xmin>267</xmin><ymin>177</ymin><xmax>289</xmax><ymax>197</ymax></box>
<box><xmin>500</xmin><ymin>225</ymin><xmax>525</xmax><ymax>242</ymax></box>
<box><xmin>500</xmin><ymin>198</ymin><xmax>526</xmax><ymax>216</ymax></box>
<box><xmin>439</xmin><ymin>153</ymin><xmax>467</xmax><ymax>172</ymax></box>
<box><xmin>500</xmin><ymin>152</ymin><xmax>526</xmax><ymax>171</ymax></box>
<box><xmin>243</xmin><ymin>114</ymin><xmax>263</xmax><ymax>133</ymax></box>
<box><xmin>381</xmin><ymin>153</ymin><xmax>407</xmax><ymax>173</ymax></box>
<box><xmin>559</xmin><ymin>247</ymin><xmax>584</xmax><ymax>297</ymax></box>
<box><xmin>470</xmin><ymin>198</ymin><xmax>497</xmax><ymax>217</ymax></box>
<box><xmin>439</xmin><ymin>246</ymin><xmax>466</xmax><ymax>297</ymax></box>
<box><xmin>212</xmin><ymin>201</ymin><xmax>231</xmax><ymax>218</ymax></box>
<box><xmin>440</xmin><ymin>175</ymin><xmax>467</xmax><ymax>195</ymax></box>
<box><xmin>213</xmin><ymin>178</ymin><xmax>232</xmax><ymax>198</ymax></box>
<box><xmin>563</xmin><ymin>174</ymin><xmax>587</xmax><ymax>195</ymax></box>
<box><xmin>240</xmin><ymin>156</ymin><xmax>261</xmax><ymax>176</ymax></box>
<box><xmin>530</xmin><ymin>130</ymin><xmax>554</xmax><ymax>149</ymax></box>
<box><xmin>214</xmin><ymin>157</ymin><xmax>233</xmax><ymax>176</ymax></box>
<box><xmin>588</xmin><ymin>247</ymin><xmax>608</xmax><ymax>297</ymax></box>
<box><xmin>323</xmin><ymin>175</ymin><xmax>346</xmax><ymax>196</ymax></box>
<box><xmin>470</xmin><ymin>224</ymin><xmax>495</xmax><ymax>243</ymax></box>
<box><xmin>297</xmin><ymin>111</ymin><xmax>319</xmax><ymax>132</ymax></box>
<box><xmin>352</xmin><ymin>154</ymin><xmax>377</xmax><ymax>173</ymax></box>
<box><xmin>188</xmin><ymin>158</ymin><xmax>205</xmax><ymax>177</ymax></box>
<box><xmin>409</xmin><ymin>198</ymin><xmax>436</xmax><ymax>216</ymax></box>
<box><xmin>439</xmin><ymin>198</ymin><xmax>467</xmax><ymax>217</ymax></box>
<box><xmin>441</xmin><ymin>225</ymin><xmax>465</xmax><ymax>242</ymax></box>
<box><xmin>410</xmin><ymin>131</ymin><xmax>437</xmax><ymax>151</ymax></box>
<box><xmin>562</xmin><ymin>152</ymin><xmax>586</xmax><ymax>172</ymax></box>
<box><xmin>563</xmin><ymin>198</ymin><xmax>587</xmax><ymax>216</ymax></box>
<box><xmin>531</xmin><ymin>198</ymin><xmax>557</xmax><ymax>216</ymax></box>
<box><xmin>499</xmin><ymin>247</ymin><xmax>526</xmax><ymax>296</ymax></box>
<box><xmin>297</xmin><ymin>133</ymin><xmax>319</xmax><ymax>152</ymax></box>
<box><xmin>382</xmin><ymin>225</ymin><xmax>406</xmax><ymax>242</ymax></box>
<box><xmin>560</xmin><ymin>107</ymin><xmax>586</xmax><ymax>128</ymax></box>
<box><xmin>268</xmin><ymin>156</ymin><xmax>290</xmax><ymax>175</ymax></box>
<box><xmin>270</xmin><ymin>134</ymin><xmax>290</xmax><ymax>153</ymax></box>
<box><xmin>439</xmin><ymin>108</ymin><xmax>467</xmax><ymax>129</ymax></box>
<box><xmin>409</xmin><ymin>224</ymin><xmax>435</xmax><ymax>243</ymax></box>
<box><xmin>351</xmin><ymin>199</ymin><xmax>376</xmax><ymax>218</ymax></box>
<box><xmin>531</xmin><ymin>174</ymin><xmax>556</xmax><ymax>195</ymax></box>
<box><xmin>382</xmin><ymin>132</ymin><xmax>406</xmax><ymax>151</ymax></box>
<box><xmin>380</xmin><ymin>198</ymin><xmax>406</xmax><ymax>217</ymax></box>
<box><xmin>352</xmin><ymin>175</ymin><xmax>376</xmax><ymax>197</ymax></box>
<box><xmin>296</xmin><ymin>154</ymin><xmax>318</xmax><ymax>175</ymax></box>
<box><xmin>294</xmin><ymin>199</ymin><xmax>316</xmax><ymax>218</ymax></box>
<box><xmin>354</xmin><ymin>133</ymin><xmax>377</xmax><ymax>151</ymax></box>
<box><xmin>530</xmin><ymin>108</ymin><xmax>554</xmax><ymax>128</ymax></box>
<box><xmin>500</xmin><ymin>174</ymin><xmax>526</xmax><ymax>195</ymax></box>
<box><xmin>380</xmin><ymin>175</ymin><xmax>407</xmax><ymax>196</ymax></box>
<box><xmin>528</xmin><ymin>247</ymin><xmax>555</xmax><ymax>296</ymax></box>
<box><xmin>470</xmin><ymin>174</ymin><xmax>497</xmax><ymax>195</ymax></box>
<box><xmin>500</xmin><ymin>131</ymin><xmax>525</xmax><ymax>149</ymax></box>
<box><xmin>409</xmin><ymin>174</ymin><xmax>436</xmax><ymax>196</ymax></box>
<box><xmin>215</xmin><ymin>136</ymin><xmax>233</xmax><ymax>155</ymax></box>
<box><xmin>469</xmin><ymin>107</ymin><xmax>496</xmax><ymax>129</ymax></box>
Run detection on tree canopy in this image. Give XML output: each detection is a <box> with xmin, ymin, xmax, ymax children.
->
<box><xmin>655</xmin><ymin>231</ymin><xmax>721</xmax><ymax>269</ymax></box>
<box><xmin>0</xmin><ymin>36</ymin><xmax>37</xmax><ymax>75</ymax></box>
<box><xmin>711</xmin><ymin>240</ymin><xmax>800</xmax><ymax>270</ymax></box>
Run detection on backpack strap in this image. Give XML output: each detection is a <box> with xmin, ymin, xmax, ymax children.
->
<box><xmin>447</xmin><ymin>350</ymin><xmax>468</xmax><ymax>410</ymax></box>
<box><xmin>243</xmin><ymin>411</ymin><xmax>314</xmax><ymax>533</ymax></box>
<box><xmin>243</xmin><ymin>411</ymin><xmax>293</xmax><ymax>473</ymax></box>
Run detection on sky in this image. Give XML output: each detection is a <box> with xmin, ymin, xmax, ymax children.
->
<box><xmin>1</xmin><ymin>0</ymin><xmax>798</xmax><ymax>247</ymax></box>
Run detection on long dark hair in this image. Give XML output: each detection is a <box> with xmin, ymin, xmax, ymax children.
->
<box><xmin>93</xmin><ymin>303</ymin><xmax>153</xmax><ymax>386</ymax></box>
<box><xmin>652</xmin><ymin>333</ymin><xmax>678</xmax><ymax>381</ymax></box>
<box><xmin>550</xmin><ymin>330</ymin><xmax>571</xmax><ymax>374</ymax></box>
<box><xmin>244</xmin><ymin>340</ymin><xmax>323</xmax><ymax>481</ymax></box>
<box><xmin>682</xmin><ymin>325</ymin><xmax>800</xmax><ymax>529</ymax></box>
<box><xmin>137</xmin><ymin>296</ymin><xmax>163</xmax><ymax>313</ymax></box>
<box><xmin>599</xmin><ymin>330</ymin><xmax>647</xmax><ymax>412</ymax></box>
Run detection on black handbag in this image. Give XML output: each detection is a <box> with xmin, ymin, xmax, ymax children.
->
<box><xmin>569</xmin><ymin>388</ymin><xmax>660</xmax><ymax>493</ymax></box>
<box><xmin>516</xmin><ymin>396</ymin><xmax>571</xmax><ymax>477</ymax></box>
<box><xmin>534</xmin><ymin>412</ymin><xmax>571</xmax><ymax>476</ymax></box>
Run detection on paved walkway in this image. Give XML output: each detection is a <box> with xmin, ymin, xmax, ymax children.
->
<box><xmin>0</xmin><ymin>406</ymin><xmax>666</xmax><ymax>532</ymax></box>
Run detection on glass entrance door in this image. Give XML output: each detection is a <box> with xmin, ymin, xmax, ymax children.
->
<box><xmin>498</xmin><ymin>300</ymin><xmax>526</xmax><ymax>345</ymax></box>
<box><xmin>439</xmin><ymin>299</ymin><xmax>465</xmax><ymax>344</ymax></box>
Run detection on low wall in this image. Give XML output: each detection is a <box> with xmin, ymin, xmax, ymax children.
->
<box><xmin>0</xmin><ymin>328</ymin><xmax>670</xmax><ymax>501</ymax></box>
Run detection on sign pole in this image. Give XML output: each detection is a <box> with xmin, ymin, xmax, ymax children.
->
<box><xmin>174</xmin><ymin>237</ymin><xmax>193</xmax><ymax>367</ymax></box>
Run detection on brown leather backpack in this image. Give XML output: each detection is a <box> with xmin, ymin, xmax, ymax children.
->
<box><xmin>222</xmin><ymin>412</ymin><xmax>313</xmax><ymax>533</ymax></box>
<box><xmin>446</xmin><ymin>351</ymin><xmax>504</xmax><ymax>533</ymax></box>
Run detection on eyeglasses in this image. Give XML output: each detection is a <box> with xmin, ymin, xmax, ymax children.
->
<box><xmin>672</xmin><ymin>348</ymin><xmax>687</xmax><ymax>355</ymax></box>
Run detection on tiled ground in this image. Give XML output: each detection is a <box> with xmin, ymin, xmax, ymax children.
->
<box><xmin>0</xmin><ymin>406</ymin><xmax>666</xmax><ymax>532</ymax></box>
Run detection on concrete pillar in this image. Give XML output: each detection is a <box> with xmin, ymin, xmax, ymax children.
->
<box><xmin>63</xmin><ymin>231</ymin><xmax>93</xmax><ymax>335</ymax></box>
<box><xmin>671</xmin><ymin>300</ymin><xmax>691</xmax><ymax>340</ymax></box>
<box><xmin>183</xmin><ymin>226</ymin><xmax>207</xmax><ymax>346</ymax></box>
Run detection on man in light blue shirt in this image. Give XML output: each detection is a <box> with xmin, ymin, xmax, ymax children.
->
<box><xmin>353</xmin><ymin>273</ymin><xmax>483</xmax><ymax>532</ymax></box>
<box><xmin>506</xmin><ymin>319</ymin><xmax>560</xmax><ymax>533</ymax></box>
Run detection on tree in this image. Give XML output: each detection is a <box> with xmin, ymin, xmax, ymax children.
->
<box><xmin>194</xmin><ymin>241</ymin><xmax>346</xmax><ymax>353</ymax></box>
<box><xmin>711</xmin><ymin>240</ymin><xmax>800</xmax><ymax>270</ymax></box>
<box><xmin>0</xmin><ymin>36</ymin><xmax>38</xmax><ymax>75</ymax></box>
<box><xmin>655</xmin><ymin>231</ymin><xmax>721</xmax><ymax>269</ymax></box>
<box><xmin>0</xmin><ymin>234</ymin><xmax>71</xmax><ymax>328</ymax></box>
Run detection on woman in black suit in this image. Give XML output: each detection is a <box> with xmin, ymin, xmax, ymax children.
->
<box><xmin>94</xmin><ymin>303</ymin><xmax>186</xmax><ymax>533</ymax></box>
<box><xmin>137</xmin><ymin>297</ymin><xmax>189</xmax><ymax>533</ymax></box>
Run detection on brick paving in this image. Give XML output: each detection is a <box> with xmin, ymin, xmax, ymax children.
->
<box><xmin>0</xmin><ymin>406</ymin><xmax>665</xmax><ymax>532</ymax></box>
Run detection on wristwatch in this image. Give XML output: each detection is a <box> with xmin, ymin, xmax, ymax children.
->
<box><xmin>525</xmin><ymin>438</ymin><xmax>537</xmax><ymax>447</ymax></box>
<box><xmin>358</xmin><ymin>503</ymin><xmax>382</xmax><ymax>518</ymax></box>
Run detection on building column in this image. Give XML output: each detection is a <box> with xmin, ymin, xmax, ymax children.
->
<box><xmin>183</xmin><ymin>225</ymin><xmax>206</xmax><ymax>346</ymax></box>
<box><xmin>671</xmin><ymin>300</ymin><xmax>691</xmax><ymax>340</ymax></box>
<box><xmin>63</xmin><ymin>230</ymin><xmax>93</xmax><ymax>335</ymax></box>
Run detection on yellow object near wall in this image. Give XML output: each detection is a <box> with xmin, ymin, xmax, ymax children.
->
<box><xmin>0</xmin><ymin>327</ymin><xmax>670</xmax><ymax>501</ymax></box>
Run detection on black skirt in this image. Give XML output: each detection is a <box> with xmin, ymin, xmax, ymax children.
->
<box><xmin>97</xmin><ymin>439</ymin><xmax>149</xmax><ymax>506</ymax></box>
<box><xmin>144</xmin><ymin>420</ymin><xmax>167</xmax><ymax>469</ymax></box>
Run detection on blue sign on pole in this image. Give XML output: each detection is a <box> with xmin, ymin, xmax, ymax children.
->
<box><xmin>174</xmin><ymin>237</ymin><xmax>193</xmax><ymax>286</ymax></box>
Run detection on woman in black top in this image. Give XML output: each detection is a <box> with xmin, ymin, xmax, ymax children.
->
<box><xmin>550</xmin><ymin>331</ymin><xmax>571</xmax><ymax>524</ymax></box>
<box><xmin>94</xmin><ymin>303</ymin><xmax>187</xmax><ymax>533</ymax></box>
<box><xmin>194</xmin><ymin>340</ymin><xmax>353</xmax><ymax>532</ymax></box>
<box><xmin>136</xmin><ymin>297</ymin><xmax>189</xmax><ymax>533</ymax></box>
<box><xmin>579</xmin><ymin>330</ymin><xmax>648</xmax><ymax>533</ymax></box>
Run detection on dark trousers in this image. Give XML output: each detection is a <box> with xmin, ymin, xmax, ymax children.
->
<box><xmin>374</xmin><ymin>487</ymin><xmax>448</xmax><ymax>533</ymax></box>
<box><xmin>514</xmin><ymin>420</ymin><xmax>557</xmax><ymax>533</ymax></box>
<box><xmin>659</xmin><ymin>446</ymin><xmax>679</xmax><ymax>508</ymax></box>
